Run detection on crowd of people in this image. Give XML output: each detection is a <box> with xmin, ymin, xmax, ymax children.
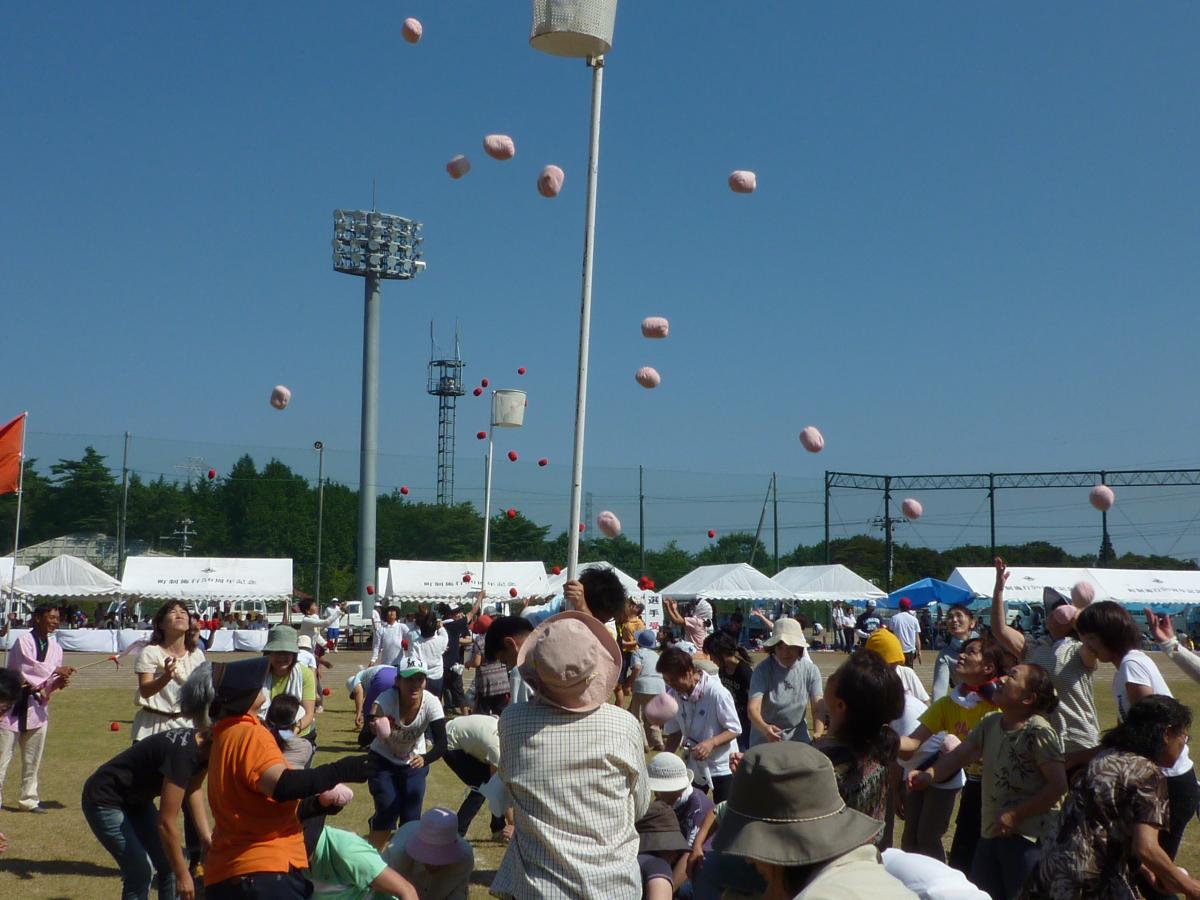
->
<box><xmin>2</xmin><ymin>557</ymin><xmax>1200</xmax><ymax>898</ymax></box>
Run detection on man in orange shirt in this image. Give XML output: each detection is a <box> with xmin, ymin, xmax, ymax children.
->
<box><xmin>183</xmin><ymin>656</ymin><xmax>373</xmax><ymax>898</ymax></box>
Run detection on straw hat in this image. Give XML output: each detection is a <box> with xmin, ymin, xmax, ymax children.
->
<box><xmin>713</xmin><ymin>742</ymin><xmax>883</xmax><ymax>866</ymax></box>
<box><xmin>646</xmin><ymin>752</ymin><xmax>692</xmax><ymax>793</ymax></box>
<box><xmin>516</xmin><ymin>611</ymin><xmax>621</xmax><ymax>712</ymax></box>
<box><xmin>762</xmin><ymin>618</ymin><xmax>808</xmax><ymax>649</ymax></box>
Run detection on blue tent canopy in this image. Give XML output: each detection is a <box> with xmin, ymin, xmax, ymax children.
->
<box><xmin>884</xmin><ymin>578</ymin><xmax>973</xmax><ymax>610</ymax></box>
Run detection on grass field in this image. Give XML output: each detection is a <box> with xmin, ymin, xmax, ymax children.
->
<box><xmin>2</xmin><ymin>647</ymin><xmax>1199</xmax><ymax>898</ymax></box>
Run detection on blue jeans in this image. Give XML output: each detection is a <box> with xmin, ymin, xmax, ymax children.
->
<box><xmin>82</xmin><ymin>800</ymin><xmax>175</xmax><ymax>900</ymax></box>
<box><xmin>367</xmin><ymin>751</ymin><xmax>428</xmax><ymax>832</ymax></box>
<box><xmin>970</xmin><ymin>834</ymin><xmax>1040</xmax><ymax>900</ymax></box>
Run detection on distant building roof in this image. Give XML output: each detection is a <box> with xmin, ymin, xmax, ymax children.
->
<box><xmin>14</xmin><ymin>532</ymin><xmax>155</xmax><ymax>575</ymax></box>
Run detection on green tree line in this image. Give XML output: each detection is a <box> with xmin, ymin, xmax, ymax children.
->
<box><xmin>0</xmin><ymin>448</ymin><xmax>1193</xmax><ymax>600</ymax></box>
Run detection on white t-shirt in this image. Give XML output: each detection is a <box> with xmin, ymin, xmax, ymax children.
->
<box><xmin>890</xmin><ymin>612</ymin><xmax>922</xmax><ymax>653</ymax></box>
<box><xmin>446</xmin><ymin>714</ymin><xmax>501</xmax><ymax>767</ymax></box>
<box><xmin>896</xmin><ymin>666</ymin><xmax>930</xmax><ymax>704</ymax></box>
<box><xmin>133</xmin><ymin>644</ymin><xmax>207</xmax><ymax>715</ymax></box>
<box><xmin>1114</xmin><ymin>649</ymin><xmax>1192</xmax><ymax>777</ymax></box>
<box><xmin>297</xmin><ymin>649</ymin><xmax>317</xmax><ymax>670</ymax></box>
<box><xmin>411</xmin><ymin>628</ymin><xmax>448</xmax><ymax>680</ymax></box>
<box><xmin>370</xmin><ymin>689</ymin><xmax>445</xmax><ymax>765</ymax></box>
<box><xmin>664</xmin><ymin>671</ymin><xmax>743</xmax><ymax>778</ymax></box>
<box><xmin>881</xmin><ymin>848</ymin><xmax>990</xmax><ymax>899</ymax></box>
<box><xmin>890</xmin><ymin>694</ymin><xmax>964</xmax><ymax>789</ymax></box>
<box><xmin>324</xmin><ymin>605</ymin><xmax>343</xmax><ymax>628</ymax></box>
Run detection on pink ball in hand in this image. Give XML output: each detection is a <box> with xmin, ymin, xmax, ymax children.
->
<box><xmin>270</xmin><ymin>385</ymin><xmax>291</xmax><ymax>410</ymax></box>
<box><xmin>901</xmin><ymin>498</ymin><xmax>923</xmax><ymax>520</ymax></box>
<box><xmin>644</xmin><ymin>692</ymin><xmax>678</xmax><ymax>726</ymax></box>
<box><xmin>371</xmin><ymin>717</ymin><xmax>392</xmax><ymax>739</ymax></box>
<box><xmin>597</xmin><ymin>510</ymin><xmax>621</xmax><ymax>538</ymax></box>
<box><xmin>319</xmin><ymin>783</ymin><xmax>355</xmax><ymax>807</ymax></box>
<box><xmin>1071</xmin><ymin>581</ymin><xmax>1096</xmax><ymax>608</ymax></box>
<box><xmin>799</xmin><ymin>426</ymin><xmax>824</xmax><ymax>453</ymax></box>
<box><xmin>1089</xmin><ymin>485</ymin><xmax>1115</xmax><ymax>512</ymax></box>
<box><xmin>635</xmin><ymin>367</ymin><xmax>661</xmax><ymax>389</ymax></box>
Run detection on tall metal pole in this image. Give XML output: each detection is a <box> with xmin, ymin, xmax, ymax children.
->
<box><xmin>750</xmin><ymin>477</ymin><xmax>771</xmax><ymax>566</ymax></box>
<box><xmin>1099</xmin><ymin>470</ymin><xmax>1111</xmax><ymax>566</ymax></box>
<box><xmin>9</xmin><ymin>413</ymin><xmax>27</xmax><ymax>598</ymax></box>
<box><xmin>772</xmin><ymin>471</ymin><xmax>779</xmax><ymax>575</ymax></box>
<box><xmin>117</xmin><ymin>431</ymin><xmax>130</xmax><ymax>578</ymax></box>
<box><xmin>883</xmin><ymin>475</ymin><xmax>894</xmax><ymax>591</ymax></box>
<box><xmin>638</xmin><ymin>464</ymin><xmax>645</xmax><ymax>576</ymax></box>
<box><xmin>988</xmin><ymin>473</ymin><xmax>996</xmax><ymax>558</ymax></box>
<box><xmin>565</xmin><ymin>56</ymin><xmax>605</xmax><ymax>581</ymax></box>
<box><xmin>481</xmin><ymin>426</ymin><xmax>495</xmax><ymax>595</ymax></box>
<box><xmin>824</xmin><ymin>471</ymin><xmax>831</xmax><ymax>564</ymax></box>
<box><xmin>357</xmin><ymin>273</ymin><xmax>381</xmax><ymax>609</ymax></box>
<box><xmin>314</xmin><ymin>442</ymin><xmax>325</xmax><ymax>606</ymax></box>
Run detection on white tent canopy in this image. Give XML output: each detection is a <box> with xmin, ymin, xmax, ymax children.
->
<box><xmin>1</xmin><ymin>558</ymin><xmax>30</xmax><ymax>594</ymax></box>
<box><xmin>376</xmin><ymin>566</ymin><xmax>392</xmax><ymax>599</ymax></box>
<box><xmin>386</xmin><ymin>560</ymin><xmax>548</xmax><ymax>602</ymax></box>
<box><xmin>661</xmin><ymin>563</ymin><xmax>796</xmax><ymax>603</ymax></box>
<box><xmin>121</xmin><ymin>557</ymin><xmax>293</xmax><ymax>603</ymax></box>
<box><xmin>545</xmin><ymin>561</ymin><xmax>644</xmax><ymax>597</ymax></box>
<box><xmin>948</xmin><ymin>565</ymin><xmax>1200</xmax><ymax>611</ymax></box>
<box><xmin>949</xmin><ymin>567</ymin><xmax>1106</xmax><ymax>605</ymax></box>
<box><xmin>772</xmin><ymin>564</ymin><xmax>886</xmax><ymax>604</ymax></box>
<box><xmin>14</xmin><ymin>554</ymin><xmax>121</xmax><ymax>599</ymax></box>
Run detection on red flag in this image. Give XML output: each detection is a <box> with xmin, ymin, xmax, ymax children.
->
<box><xmin>0</xmin><ymin>413</ymin><xmax>26</xmax><ymax>495</ymax></box>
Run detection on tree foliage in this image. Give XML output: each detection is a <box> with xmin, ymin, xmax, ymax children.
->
<box><xmin>0</xmin><ymin>449</ymin><xmax>1194</xmax><ymax>597</ymax></box>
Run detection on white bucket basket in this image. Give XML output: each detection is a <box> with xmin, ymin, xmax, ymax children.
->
<box><xmin>530</xmin><ymin>0</ymin><xmax>618</xmax><ymax>58</ymax></box>
<box><xmin>491</xmin><ymin>390</ymin><xmax>527</xmax><ymax>428</ymax></box>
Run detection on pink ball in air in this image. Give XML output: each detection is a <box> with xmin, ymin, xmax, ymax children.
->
<box><xmin>644</xmin><ymin>692</ymin><xmax>678</xmax><ymax>726</ymax></box>
<box><xmin>538</xmin><ymin>165</ymin><xmax>564</xmax><ymax>198</ymax></box>
<box><xmin>401</xmin><ymin>18</ymin><xmax>422</xmax><ymax>44</ymax></box>
<box><xmin>270</xmin><ymin>385</ymin><xmax>291</xmax><ymax>410</ymax></box>
<box><xmin>799</xmin><ymin>426</ymin><xmax>824</xmax><ymax>453</ymax></box>
<box><xmin>319</xmin><ymin>783</ymin><xmax>355</xmax><ymax>807</ymax></box>
<box><xmin>371</xmin><ymin>717</ymin><xmax>392</xmax><ymax>739</ymax></box>
<box><xmin>597</xmin><ymin>510</ymin><xmax>621</xmax><ymax>538</ymax></box>
<box><xmin>1089</xmin><ymin>485</ymin><xmax>1115</xmax><ymax>512</ymax></box>
<box><xmin>1071</xmin><ymin>581</ymin><xmax>1096</xmax><ymax>609</ymax></box>
<box><xmin>641</xmin><ymin>317</ymin><xmax>670</xmax><ymax>339</ymax></box>
<box><xmin>635</xmin><ymin>367</ymin><xmax>661</xmax><ymax>389</ymax></box>
<box><xmin>901</xmin><ymin>498</ymin><xmax>923</xmax><ymax>521</ymax></box>
<box><xmin>483</xmin><ymin>134</ymin><xmax>516</xmax><ymax>161</ymax></box>
<box><xmin>728</xmin><ymin>170</ymin><xmax>757</xmax><ymax>194</ymax></box>
<box><xmin>446</xmin><ymin>155</ymin><xmax>471</xmax><ymax>179</ymax></box>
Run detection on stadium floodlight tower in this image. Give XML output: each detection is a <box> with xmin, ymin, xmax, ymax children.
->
<box><xmin>332</xmin><ymin>208</ymin><xmax>425</xmax><ymax>609</ymax></box>
<box><xmin>529</xmin><ymin>0</ymin><xmax>618</xmax><ymax>580</ymax></box>
<box><xmin>427</xmin><ymin>322</ymin><xmax>465</xmax><ymax>505</ymax></box>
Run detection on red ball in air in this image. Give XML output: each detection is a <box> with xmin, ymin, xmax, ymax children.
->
<box><xmin>463</xmin><ymin>574</ymin><xmax>472</xmax><ymax>583</ymax></box>
<box><xmin>579</xmin><ymin>523</ymin><xmax>585</xmax><ymax>533</ymax></box>
<box><xmin>400</xmin><ymin>486</ymin><xmax>409</xmax><ymax>496</ymax></box>
<box><xmin>507</xmin><ymin>451</ymin><xmax>518</xmax><ymax>462</ymax></box>
<box><xmin>538</xmin><ymin>458</ymin><xmax>548</xmax><ymax>467</ymax></box>
<box><xmin>509</xmin><ymin>588</ymin><xmax>518</xmax><ymax>598</ymax></box>
<box><xmin>207</xmin><ymin>469</ymin><xmax>216</xmax><ymax>480</ymax></box>
<box><xmin>517</xmin><ymin>367</ymin><xmax>526</xmax><ymax>375</ymax></box>
<box><xmin>481</xmin><ymin>378</ymin><xmax>489</xmax><ymax>388</ymax></box>
<box><xmin>321</xmin><ymin>687</ymin><xmax>331</xmax><ymax>697</ymax></box>
<box><xmin>477</xmin><ymin>431</ymin><xmax>487</xmax><ymax>440</ymax></box>
<box><xmin>707</xmin><ymin>530</ymin><xmax>716</xmax><ymax>539</ymax></box>
<box><xmin>473</xmin><ymin>387</ymin><xmax>483</xmax><ymax>397</ymax></box>
<box><xmin>366</xmin><ymin>585</ymin><xmax>375</xmax><ymax>595</ymax></box>
<box><xmin>506</xmin><ymin>508</ymin><xmax>517</xmax><ymax>519</ymax></box>
<box><xmin>110</xmin><ymin>721</ymin><xmax>120</xmax><ymax>732</ymax></box>
<box><xmin>551</xmin><ymin>566</ymin><xmax>561</xmax><ymax>575</ymax></box>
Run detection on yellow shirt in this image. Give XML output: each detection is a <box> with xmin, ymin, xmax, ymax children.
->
<box><xmin>918</xmin><ymin>690</ymin><xmax>998</xmax><ymax>779</ymax></box>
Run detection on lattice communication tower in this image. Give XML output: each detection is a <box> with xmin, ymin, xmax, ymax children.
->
<box><xmin>428</xmin><ymin>322</ymin><xmax>465</xmax><ymax>505</ymax></box>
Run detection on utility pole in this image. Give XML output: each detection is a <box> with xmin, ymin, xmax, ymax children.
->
<box><xmin>161</xmin><ymin>519</ymin><xmax>197</xmax><ymax>557</ymax></box>
<box><xmin>772</xmin><ymin>471</ymin><xmax>779</xmax><ymax>575</ymax></box>
<box><xmin>117</xmin><ymin>432</ymin><xmax>130</xmax><ymax>578</ymax></box>
<box><xmin>638</xmin><ymin>465</ymin><xmax>645</xmax><ymax>576</ymax></box>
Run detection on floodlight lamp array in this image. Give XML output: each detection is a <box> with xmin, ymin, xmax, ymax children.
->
<box><xmin>332</xmin><ymin>209</ymin><xmax>425</xmax><ymax>279</ymax></box>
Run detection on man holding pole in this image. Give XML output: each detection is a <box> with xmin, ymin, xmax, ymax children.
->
<box><xmin>0</xmin><ymin>603</ymin><xmax>75</xmax><ymax>811</ymax></box>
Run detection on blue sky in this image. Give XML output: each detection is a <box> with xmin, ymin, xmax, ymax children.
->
<box><xmin>4</xmin><ymin>3</ymin><xmax>1199</xmax><ymax>557</ymax></box>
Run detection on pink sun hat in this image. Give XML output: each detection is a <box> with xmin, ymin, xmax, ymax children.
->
<box><xmin>517</xmin><ymin>611</ymin><xmax>621</xmax><ymax>712</ymax></box>
<box><xmin>403</xmin><ymin>808</ymin><xmax>466</xmax><ymax>866</ymax></box>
